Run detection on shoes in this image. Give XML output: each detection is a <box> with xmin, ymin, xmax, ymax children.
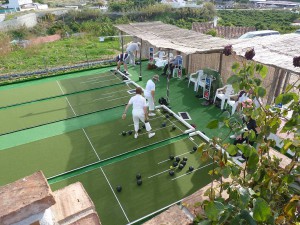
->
<box><xmin>148</xmin><ymin>133</ymin><xmax>155</xmax><ymax>138</ymax></box>
<box><xmin>134</xmin><ymin>133</ymin><xmax>138</xmax><ymax>139</ymax></box>
<box><xmin>148</xmin><ymin>113</ymin><xmax>156</xmax><ymax>116</ymax></box>
<box><xmin>230</xmin><ymin>134</ymin><xmax>236</xmax><ymax>139</ymax></box>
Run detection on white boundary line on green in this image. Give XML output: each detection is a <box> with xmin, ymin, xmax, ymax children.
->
<box><xmin>157</xmin><ymin>151</ymin><xmax>190</xmax><ymax>165</ymax></box>
<box><xmin>57</xmin><ymin>81</ymin><xmax>77</xmax><ymax>116</ymax></box>
<box><xmin>171</xmin><ymin>162</ymin><xmax>214</xmax><ymax>181</ymax></box>
<box><xmin>56</xmin><ymin>80</ymin><xmax>101</xmax><ymax>160</ymax></box>
<box><xmin>126</xmin><ymin>199</ymin><xmax>182</xmax><ymax>225</ymax></box>
<box><xmin>100</xmin><ymin>167</ymin><xmax>130</xmax><ymax>223</ymax></box>
<box><xmin>147</xmin><ymin>169</ymin><xmax>170</xmax><ymax>179</ymax></box>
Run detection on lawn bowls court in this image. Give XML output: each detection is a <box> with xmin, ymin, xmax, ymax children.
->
<box><xmin>0</xmin><ymin>67</ymin><xmax>216</xmax><ymax>225</ymax></box>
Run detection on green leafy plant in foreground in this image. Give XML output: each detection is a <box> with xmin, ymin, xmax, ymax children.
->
<box><xmin>196</xmin><ymin>53</ymin><xmax>300</xmax><ymax>224</ymax></box>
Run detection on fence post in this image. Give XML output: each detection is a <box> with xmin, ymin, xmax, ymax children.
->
<box><xmin>85</xmin><ymin>50</ymin><xmax>89</xmax><ymax>67</ymax></box>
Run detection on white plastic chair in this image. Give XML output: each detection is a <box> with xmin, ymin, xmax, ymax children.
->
<box><xmin>196</xmin><ymin>70</ymin><xmax>206</xmax><ymax>93</ymax></box>
<box><xmin>173</xmin><ymin>57</ymin><xmax>183</xmax><ymax>78</ymax></box>
<box><xmin>154</xmin><ymin>51</ymin><xmax>167</xmax><ymax>68</ymax></box>
<box><xmin>214</xmin><ymin>84</ymin><xmax>234</xmax><ymax>110</ymax></box>
<box><xmin>226</xmin><ymin>99</ymin><xmax>238</xmax><ymax>115</ymax></box>
<box><xmin>188</xmin><ymin>70</ymin><xmax>206</xmax><ymax>92</ymax></box>
<box><xmin>226</xmin><ymin>92</ymin><xmax>247</xmax><ymax>115</ymax></box>
<box><xmin>188</xmin><ymin>71</ymin><xmax>199</xmax><ymax>91</ymax></box>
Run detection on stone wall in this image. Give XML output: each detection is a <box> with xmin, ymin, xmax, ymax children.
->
<box><xmin>0</xmin><ymin>13</ymin><xmax>37</xmax><ymax>31</ymax></box>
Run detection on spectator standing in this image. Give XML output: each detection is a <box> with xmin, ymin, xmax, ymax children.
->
<box><xmin>144</xmin><ymin>75</ymin><xmax>160</xmax><ymax>116</ymax></box>
<box><xmin>122</xmin><ymin>87</ymin><xmax>155</xmax><ymax>139</ymax></box>
<box><xmin>126</xmin><ymin>42</ymin><xmax>141</xmax><ymax>66</ymax></box>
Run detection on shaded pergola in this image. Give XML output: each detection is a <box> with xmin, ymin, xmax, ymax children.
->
<box><xmin>115</xmin><ymin>21</ymin><xmax>300</xmax><ymax>104</ymax></box>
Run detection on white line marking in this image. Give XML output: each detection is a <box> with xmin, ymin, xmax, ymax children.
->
<box><xmin>157</xmin><ymin>152</ymin><xmax>189</xmax><ymax>165</ymax></box>
<box><xmin>89</xmin><ymin>77</ymin><xmax>120</xmax><ymax>84</ymax></box>
<box><xmin>171</xmin><ymin>162</ymin><xmax>213</xmax><ymax>181</ymax></box>
<box><xmin>82</xmin><ymin>129</ymin><xmax>101</xmax><ymax>160</ymax></box>
<box><xmin>107</xmin><ymin>95</ymin><xmax>130</xmax><ymax>102</ymax></box>
<box><xmin>56</xmin><ymin>80</ymin><xmax>101</xmax><ymax>160</ymax></box>
<box><xmin>101</xmin><ymin>88</ymin><xmax>130</xmax><ymax>96</ymax></box>
<box><xmin>147</xmin><ymin>169</ymin><xmax>170</xmax><ymax>179</ymax></box>
<box><xmin>81</xmin><ymin>74</ymin><xmax>113</xmax><ymax>83</ymax></box>
<box><xmin>126</xmin><ymin>199</ymin><xmax>182</xmax><ymax>225</ymax></box>
<box><xmin>93</xmin><ymin>95</ymin><xmax>114</xmax><ymax>101</ymax></box>
<box><xmin>57</xmin><ymin>81</ymin><xmax>77</xmax><ymax>116</ymax></box>
<box><xmin>100</xmin><ymin>168</ymin><xmax>130</xmax><ymax>223</ymax></box>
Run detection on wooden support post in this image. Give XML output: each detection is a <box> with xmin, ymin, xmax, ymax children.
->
<box><xmin>120</xmin><ymin>31</ymin><xmax>124</xmax><ymax>54</ymax></box>
<box><xmin>139</xmin><ymin>39</ymin><xmax>142</xmax><ymax>81</ymax></box>
<box><xmin>282</xmin><ymin>71</ymin><xmax>291</xmax><ymax>93</ymax></box>
<box><xmin>185</xmin><ymin>54</ymin><xmax>190</xmax><ymax>77</ymax></box>
<box><xmin>218</xmin><ymin>52</ymin><xmax>223</xmax><ymax>75</ymax></box>
<box><xmin>267</xmin><ymin>68</ymin><xmax>280</xmax><ymax>105</ymax></box>
<box><xmin>274</xmin><ymin>69</ymin><xmax>286</xmax><ymax>98</ymax></box>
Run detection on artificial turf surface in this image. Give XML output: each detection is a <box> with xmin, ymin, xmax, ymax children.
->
<box><xmin>0</xmin><ymin>82</ymin><xmax>135</xmax><ymax>135</ymax></box>
<box><xmin>0</xmin><ymin>110</ymin><xmax>189</xmax><ymax>186</ymax></box>
<box><xmin>50</xmin><ymin>135</ymin><xmax>215</xmax><ymax>225</ymax></box>
<box><xmin>0</xmin><ymin>69</ymin><xmax>120</xmax><ymax>108</ymax></box>
<box><xmin>0</xmin><ymin>62</ymin><xmax>229</xmax><ymax>224</ymax></box>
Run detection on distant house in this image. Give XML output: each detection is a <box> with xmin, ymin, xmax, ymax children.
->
<box><xmin>161</xmin><ymin>0</ymin><xmax>186</xmax><ymax>8</ymax></box>
<box><xmin>7</xmin><ymin>0</ymin><xmax>48</xmax><ymax>11</ymax></box>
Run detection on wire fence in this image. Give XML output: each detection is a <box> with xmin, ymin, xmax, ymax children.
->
<box><xmin>0</xmin><ymin>58</ymin><xmax>115</xmax><ymax>84</ymax></box>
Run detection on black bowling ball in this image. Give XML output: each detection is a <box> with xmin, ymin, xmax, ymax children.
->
<box><xmin>116</xmin><ymin>186</ymin><xmax>122</xmax><ymax>192</ymax></box>
<box><xmin>189</xmin><ymin>166</ymin><xmax>194</xmax><ymax>172</ymax></box>
<box><xmin>137</xmin><ymin>179</ymin><xmax>142</xmax><ymax>185</ymax></box>
<box><xmin>169</xmin><ymin>170</ymin><xmax>175</xmax><ymax>176</ymax></box>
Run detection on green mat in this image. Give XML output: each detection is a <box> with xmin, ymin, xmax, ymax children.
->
<box><xmin>0</xmin><ymin>82</ymin><xmax>136</xmax><ymax>135</ymax></box>
<box><xmin>0</xmin><ymin>69</ymin><xmax>121</xmax><ymax>108</ymax></box>
<box><xmin>0</xmin><ymin>110</ymin><xmax>190</xmax><ymax>185</ymax></box>
<box><xmin>50</xmin><ymin>135</ymin><xmax>216</xmax><ymax>225</ymax></box>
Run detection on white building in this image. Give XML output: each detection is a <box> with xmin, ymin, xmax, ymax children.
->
<box><xmin>7</xmin><ymin>0</ymin><xmax>48</xmax><ymax>11</ymax></box>
<box><xmin>161</xmin><ymin>0</ymin><xmax>186</xmax><ymax>8</ymax></box>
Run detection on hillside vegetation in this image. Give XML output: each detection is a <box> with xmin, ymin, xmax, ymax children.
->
<box><xmin>0</xmin><ymin>5</ymin><xmax>299</xmax><ymax>76</ymax></box>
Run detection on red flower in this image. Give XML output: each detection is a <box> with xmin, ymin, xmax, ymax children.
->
<box><xmin>223</xmin><ymin>45</ymin><xmax>232</xmax><ymax>56</ymax></box>
<box><xmin>245</xmin><ymin>48</ymin><xmax>255</xmax><ymax>60</ymax></box>
<box><xmin>293</xmin><ymin>56</ymin><xmax>300</xmax><ymax>67</ymax></box>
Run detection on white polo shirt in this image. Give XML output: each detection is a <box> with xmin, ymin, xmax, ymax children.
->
<box><xmin>126</xmin><ymin>43</ymin><xmax>139</xmax><ymax>52</ymax></box>
<box><xmin>129</xmin><ymin>94</ymin><xmax>147</xmax><ymax>113</ymax></box>
<box><xmin>144</xmin><ymin>79</ymin><xmax>155</xmax><ymax>98</ymax></box>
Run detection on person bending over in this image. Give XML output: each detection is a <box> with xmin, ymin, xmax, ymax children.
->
<box><xmin>122</xmin><ymin>87</ymin><xmax>155</xmax><ymax>139</ymax></box>
<box><xmin>126</xmin><ymin>42</ymin><xmax>141</xmax><ymax>66</ymax></box>
<box><xmin>144</xmin><ymin>75</ymin><xmax>160</xmax><ymax>117</ymax></box>
<box><xmin>115</xmin><ymin>52</ymin><xmax>129</xmax><ymax>75</ymax></box>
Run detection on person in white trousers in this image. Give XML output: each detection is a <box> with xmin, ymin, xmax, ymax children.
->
<box><xmin>144</xmin><ymin>75</ymin><xmax>159</xmax><ymax>116</ymax></box>
<box><xmin>122</xmin><ymin>87</ymin><xmax>155</xmax><ymax>139</ymax></box>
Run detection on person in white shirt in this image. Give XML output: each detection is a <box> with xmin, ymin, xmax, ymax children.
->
<box><xmin>144</xmin><ymin>75</ymin><xmax>159</xmax><ymax>116</ymax></box>
<box><xmin>122</xmin><ymin>87</ymin><xmax>155</xmax><ymax>139</ymax></box>
<box><xmin>126</xmin><ymin>42</ymin><xmax>141</xmax><ymax>66</ymax></box>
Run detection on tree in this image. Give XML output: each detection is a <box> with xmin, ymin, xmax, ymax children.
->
<box><xmin>196</xmin><ymin>46</ymin><xmax>300</xmax><ymax>224</ymax></box>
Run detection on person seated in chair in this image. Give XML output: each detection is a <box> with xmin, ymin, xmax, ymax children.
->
<box><xmin>161</xmin><ymin>51</ymin><xmax>182</xmax><ymax>76</ymax></box>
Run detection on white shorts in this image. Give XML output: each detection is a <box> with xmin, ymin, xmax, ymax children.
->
<box><xmin>145</xmin><ymin>95</ymin><xmax>155</xmax><ymax>111</ymax></box>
